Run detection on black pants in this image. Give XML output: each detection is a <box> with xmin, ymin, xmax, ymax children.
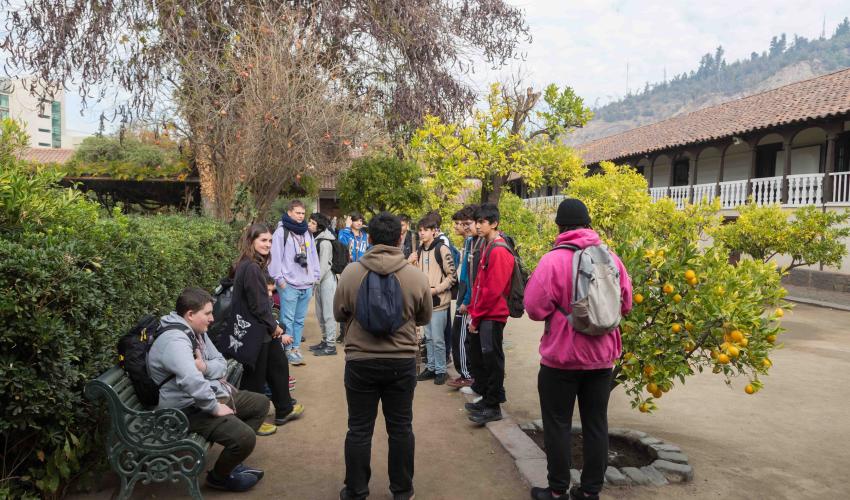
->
<box><xmin>467</xmin><ymin>320</ymin><xmax>505</xmax><ymax>407</ymax></box>
<box><xmin>343</xmin><ymin>358</ymin><xmax>417</xmax><ymax>500</ymax></box>
<box><xmin>451</xmin><ymin>311</ymin><xmax>471</xmax><ymax>379</ymax></box>
<box><xmin>442</xmin><ymin>305</ymin><xmax>452</xmax><ymax>363</ymax></box>
<box><xmin>186</xmin><ymin>391</ymin><xmax>269</xmax><ymax>476</ymax></box>
<box><xmin>240</xmin><ymin>339</ymin><xmax>293</xmax><ymax>417</ymax></box>
<box><xmin>538</xmin><ymin>365</ymin><xmax>613</xmax><ymax>494</ymax></box>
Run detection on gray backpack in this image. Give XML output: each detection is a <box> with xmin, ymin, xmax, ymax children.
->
<box><xmin>553</xmin><ymin>244</ymin><xmax>622</xmax><ymax>336</ymax></box>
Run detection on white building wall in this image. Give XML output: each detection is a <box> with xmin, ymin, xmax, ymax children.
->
<box><xmin>652</xmin><ymin>159</ymin><xmax>671</xmax><ymax>187</ymax></box>
<box><xmin>696</xmin><ymin>155</ymin><xmax>721</xmax><ymax>184</ymax></box>
<box><xmin>1</xmin><ymin>78</ymin><xmax>66</xmax><ymax>149</ymax></box>
<box><xmin>723</xmin><ymin>150</ymin><xmax>750</xmax><ymax>180</ymax></box>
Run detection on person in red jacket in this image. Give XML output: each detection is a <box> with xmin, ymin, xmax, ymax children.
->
<box><xmin>465</xmin><ymin>203</ymin><xmax>515</xmax><ymax>425</ymax></box>
<box><xmin>524</xmin><ymin>199</ymin><xmax>633</xmax><ymax>500</ymax></box>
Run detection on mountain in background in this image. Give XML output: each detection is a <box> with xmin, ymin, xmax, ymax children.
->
<box><xmin>568</xmin><ymin>18</ymin><xmax>850</xmax><ymax>145</ymax></box>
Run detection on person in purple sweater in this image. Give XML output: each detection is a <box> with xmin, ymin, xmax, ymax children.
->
<box><xmin>269</xmin><ymin>199</ymin><xmax>321</xmax><ymax>366</ymax></box>
<box><xmin>524</xmin><ymin>199</ymin><xmax>633</xmax><ymax>500</ymax></box>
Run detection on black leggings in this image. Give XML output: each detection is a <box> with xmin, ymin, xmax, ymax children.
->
<box><xmin>240</xmin><ymin>340</ymin><xmax>294</xmax><ymax>417</ymax></box>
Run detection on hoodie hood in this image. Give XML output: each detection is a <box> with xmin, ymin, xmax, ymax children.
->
<box><xmin>359</xmin><ymin>244</ymin><xmax>408</xmax><ymax>275</ymax></box>
<box><xmin>555</xmin><ymin>228</ymin><xmax>602</xmax><ymax>249</ymax></box>
<box><xmin>160</xmin><ymin>311</ymin><xmax>196</xmax><ymax>334</ymax></box>
<box><xmin>316</xmin><ymin>228</ymin><xmax>336</xmax><ymax>240</ymax></box>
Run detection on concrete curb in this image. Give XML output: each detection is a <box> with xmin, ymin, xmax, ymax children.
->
<box><xmin>457</xmin><ymin>389</ymin><xmax>694</xmax><ymax>489</ymax></box>
<box><xmin>785</xmin><ymin>295</ymin><xmax>850</xmax><ymax>312</ymax></box>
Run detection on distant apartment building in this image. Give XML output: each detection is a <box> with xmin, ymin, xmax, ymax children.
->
<box><xmin>0</xmin><ymin>77</ymin><xmax>68</xmax><ymax>149</ymax></box>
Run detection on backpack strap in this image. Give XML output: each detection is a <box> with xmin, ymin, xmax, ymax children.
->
<box><xmin>482</xmin><ymin>240</ymin><xmax>513</xmax><ymax>269</ymax></box>
<box><xmin>551</xmin><ymin>244</ymin><xmax>583</xmax><ymax>317</ymax></box>
<box><xmin>418</xmin><ymin>240</ymin><xmax>449</xmax><ymax>277</ymax></box>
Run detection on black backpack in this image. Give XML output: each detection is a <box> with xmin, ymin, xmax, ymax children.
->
<box><xmin>209</xmin><ymin>278</ymin><xmax>234</xmax><ymax>352</ymax></box>
<box><xmin>482</xmin><ymin>240</ymin><xmax>529</xmax><ymax>318</ymax></box>
<box><xmin>355</xmin><ymin>271</ymin><xmax>405</xmax><ymax>337</ymax></box>
<box><xmin>317</xmin><ymin>237</ymin><xmax>350</xmax><ymax>275</ymax></box>
<box><xmin>117</xmin><ymin>315</ymin><xmax>196</xmax><ymax>407</ymax></box>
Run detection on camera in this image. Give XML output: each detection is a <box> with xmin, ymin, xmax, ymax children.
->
<box><xmin>294</xmin><ymin>252</ymin><xmax>308</xmax><ymax>268</ymax></box>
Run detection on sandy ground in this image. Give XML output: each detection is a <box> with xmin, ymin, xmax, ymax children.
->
<box><xmin>503</xmin><ymin>303</ymin><xmax>850</xmax><ymax>500</ymax></box>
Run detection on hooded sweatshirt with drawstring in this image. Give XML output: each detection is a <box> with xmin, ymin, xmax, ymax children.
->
<box><xmin>333</xmin><ymin>244</ymin><xmax>432</xmax><ymax>361</ymax></box>
<box><xmin>523</xmin><ymin>228</ymin><xmax>633</xmax><ymax>371</ymax></box>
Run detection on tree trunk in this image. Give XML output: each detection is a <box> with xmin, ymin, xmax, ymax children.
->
<box><xmin>486</xmin><ymin>174</ymin><xmax>506</xmax><ymax>204</ymax></box>
<box><xmin>195</xmin><ymin>142</ymin><xmax>218</xmax><ymax>217</ymax></box>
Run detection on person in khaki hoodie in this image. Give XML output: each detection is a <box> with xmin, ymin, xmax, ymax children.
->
<box><xmin>413</xmin><ymin>214</ymin><xmax>457</xmax><ymax>385</ymax></box>
<box><xmin>334</xmin><ymin>212</ymin><xmax>431</xmax><ymax>500</ymax></box>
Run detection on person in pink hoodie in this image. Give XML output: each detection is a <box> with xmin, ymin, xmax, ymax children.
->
<box><xmin>524</xmin><ymin>199</ymin><xmax>632</xmax><ymax>500</ymax></box>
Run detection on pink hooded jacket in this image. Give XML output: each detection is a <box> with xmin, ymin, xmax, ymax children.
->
<box><xmin>524</xmin><ymin>229</ymin><xmax>633</xmax><ymax>371</ymax></box>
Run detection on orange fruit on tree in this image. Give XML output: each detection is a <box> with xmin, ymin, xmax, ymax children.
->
<box><xmin>710</xmin><ymin>349</ymin><xmax>719</xmax><ymax>359</ymax></box>
<box><xmin>671</xmin><ymin>323</ymin><xmax>682</xmax><ymax>334</ymax></box>
<box><xmin>634</xmin><ymin>293</ymin><xmax>644</xmax><ymax>304</ymax></box>
<box><xmin>647</xmin><ymin>383</ymin><xmax>659</xmax><ymax>394</ymax></box>
<box><xmin>652</xmin><ymin>390</ymin><xmax>663</xmax><ymax>399</ymax></box>
<box><xmin>745</xmin><ymin>384</ymin><xmax>755</xmax><ymax>395</ymax></box>
<box><xmin>762</xmin><ymin>358</ymin><xmax>772</xmax><ymax>368</ymax></box>
<box><xmin>727</xmin><ymin>345</ymin><xmax>740</xmax><ymax>358</ymax></box>
<box><xmin>687</xmin><ymin>277</ymin><xmax>698</xmax><ymax>286</ymax></box>
<box><xmin>673</xmin><ymin>294</ymin><xmax>682</xmax><ymax>303</ymax></box>
<box><xmin>684</xmin><ymin>270</ymin><xmax>696</xmax><ymax>280</ymax></box>
<box><xmin>730</xmin><ymin>330</ymin><xmax>744</xmax><ymax>343</ymax></box>
<box><xmin>685</xmin><ymin>322</ymin><xmax>695</xmax><ymax>332</ymax></box>
<box><xmin>643</xmin><ymin>365</ymin><xmax>654</xmax><ymax>377</ymax></box>
<box><xmin>775</xmin><ymin>307</ymin><xmax>784</xmax><ymax>318</ymax></box>
<box><xmin>684</xmin><ymin>341</ymin><xmax>696</xmax><ymax>352</ymax></box>
<box><xmin>740</xmin><ymin>338</ymin><xmax>749</xmax><ymax>347</ymax></box>
<box><xmin>766</xmin><ymin>334</ymin><xmax>777</xmax><ymax>344</ymax></box>
<box><xmin>718</xmin><ymin>353</ymin><xmax>731</xmax><ymax>364</ymax></box>
<box><xmin>662</xmin><ymin>283</ymin><xmax>674</xmax><ymax>294</ymax></box>
<box><xmin>639</xmin><ymin>403</ymin><xmax>649</xmax><ymax>413</ymax></box>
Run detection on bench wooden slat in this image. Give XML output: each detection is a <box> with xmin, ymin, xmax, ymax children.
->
<box><xmin>112</xmin><ymin>375</ymin><xmax>132</xmax><ymax>394</ymax></box>
<box><xmin>116</xmin><ymin>382</ymin><xmax>137</xmax><ymax>404</ymax></box>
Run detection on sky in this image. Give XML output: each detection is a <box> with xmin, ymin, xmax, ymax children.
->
<box><xmin>64</xmin><ymin>0</ymin><xmax>850</xmax><ymax>136</ymax></box>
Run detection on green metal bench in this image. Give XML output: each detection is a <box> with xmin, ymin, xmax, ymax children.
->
<box><xmin>84</xmin><ymin>360</ymin><xmax>242</xmax><ymax>500</ymax></box>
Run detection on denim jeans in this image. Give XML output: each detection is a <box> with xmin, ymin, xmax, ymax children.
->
<box><xmin>538</xmin><ymin>365</ymin><xmax>613</xmax><ymax>494</ymax></box>
<box><xmin>343</xmin><ymin>358</ymin><xmax>417</xmax><ymax>500</ymax></box>
<box><xmin>423</xmin><ymin>308</ymin><xmax>449</xmax><ymax>374</ymax></box>
<box><xmin>278</xmin><ymin>284</ymin><xmax>313</xmax><ymax>350</ymax></box>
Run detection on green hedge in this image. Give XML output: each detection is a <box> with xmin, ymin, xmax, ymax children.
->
<box><xmin>0</xmin><ymin>152</ymin><xmax>236</xmax><ymax>498</ymax></box>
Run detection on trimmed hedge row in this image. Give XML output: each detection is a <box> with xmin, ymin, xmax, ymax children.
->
<box><xmin>0</xmin><ymin>161</ymin><xmax>236</xmax><ymax>497</ymax></box>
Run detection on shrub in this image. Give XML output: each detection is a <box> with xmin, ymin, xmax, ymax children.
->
<box><xmin>0</xmin><ymin>132</ymin><xmax>237</xmax><ymax>498</ymax></box>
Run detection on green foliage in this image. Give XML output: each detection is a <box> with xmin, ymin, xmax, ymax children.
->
<box><xmin>0</xmin><ymin>118</ymin><xmax>30</xmax><ymax>165</ymax></box>
<box><xmin>497</xmin><ymin>192</ymin><xmax>557</xmax><ymax>270</ymax></box>
<box><xmin>552</xmin><ymin>164</ymin><xmax>788</xmax><ymax>412</ymax></box>
<box><xmin>410</xmin><ymin>82</ymin><xmax>587</xmax><ymax>204</ymax></box>
<box><xmin>57</xmin><ymin>134</ymin><xmax>190</xmax><ymax>180</ymax></box>
<box><xmin>337</xmin><ymin>155</ymin><xmax>426</xmax><ymax>216</ymax></box>
<box><xmin>713</xmin><ymin>203</ymin><xmax>850</xmax><ymax>271</ymax></box>
<box><xmin>0</xmin><ymin>148</ymin><xmax>236</xmax><ymax>497</ymax></box>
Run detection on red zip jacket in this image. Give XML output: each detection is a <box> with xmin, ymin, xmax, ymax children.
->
<box><xmin>469</xmin><ymin>236</ymin><xmax>514</xmax><ymax>329</ymax></box>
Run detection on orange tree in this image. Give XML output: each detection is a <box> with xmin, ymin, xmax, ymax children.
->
<box><xmin>562</xmin><ymin>162</ymin><xmax>788</xmax><ymax>412</ymax></box>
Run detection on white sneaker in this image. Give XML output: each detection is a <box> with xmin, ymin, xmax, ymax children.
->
<box><xmin>473</xmin><ymin>396</ymin><xmax>483</xmax><ymax>403</ymax></box>
<box><xmin>460</xmin><ymin>386</ymin><xmax>478</xmax><ymax>396</ymax></box>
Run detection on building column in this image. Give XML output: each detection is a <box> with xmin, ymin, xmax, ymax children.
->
<box><xmin>781</xmin><ymin>136</ymin><xmax>793</xmax><ymax>203</ymax></box>
<box><xmin>649</xmin><ymin>155</ymin><xmax>656</xmax><ymax>188</ymax></box>
<box><xmin>747</xmin><ymin>140</ymin><xmax>757</xmax><ymax>198</ymax></box>
<box><xmin>669</xmin><ymin>153</ymin><xmax>677</xmax><ymax>187</ymax></box>
<box><xmin>824</xmin><ymin>132</ymin><xmax>838</xmax><ymax>203</ymax></box>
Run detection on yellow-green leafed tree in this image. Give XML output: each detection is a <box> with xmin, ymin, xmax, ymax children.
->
<box><xmin>562</xmin><ymin>162</ymin><xmax>788</xmax><ymax>412</ymax></box>
<box><xmin>410</xmin><ymin>82</ymin><xmax>590</xmax><ymax>206</ymax></box>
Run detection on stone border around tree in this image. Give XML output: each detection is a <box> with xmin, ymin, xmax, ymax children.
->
<box><xmin>459</xmin><ymin>392</ymin><xmax>693</xmax><ymax>489</ymax></box>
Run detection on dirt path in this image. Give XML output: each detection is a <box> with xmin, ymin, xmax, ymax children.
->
<box><xmin>503</xmin><ymin>303</ymin><xmax>850</xmax><ymax>499</ymax></box>
<box><xmin>78</xmin><ymin>310</ymin><xmax>529</xmax><ymax>500</ymax></box>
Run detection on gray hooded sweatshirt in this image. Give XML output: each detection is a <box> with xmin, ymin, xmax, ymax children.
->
<box><xmin>147</xmin><ymin>312</ymin><xmax>229</xmax><ymax>413</ymax></box>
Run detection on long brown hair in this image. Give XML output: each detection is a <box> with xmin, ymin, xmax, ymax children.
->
<box><xmin>231</xmin><ymin>223</ymin><xmax>272</xmax><ymax>277</ymax></box>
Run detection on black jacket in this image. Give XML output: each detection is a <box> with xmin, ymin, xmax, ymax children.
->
<box><xmin>224</xmin><ymin>259</ymin><xmax>278</xmax><ymax>368</ymax></box>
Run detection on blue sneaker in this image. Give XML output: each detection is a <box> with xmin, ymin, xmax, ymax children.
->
<box><xmin>233</xmin><ymin>463</ymin><xmax>264</xmax><ymax>480</ymax></box>
<box><xmin>206</xmin><ymin>470</ymin><xmax>259</xmax><ymax>492</ymax></box>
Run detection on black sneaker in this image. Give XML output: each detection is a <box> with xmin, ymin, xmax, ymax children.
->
<box><xmin>464</xmin><ymin>401</ymin><xmax>486</xmax><ymax>413</ymax></box>
<box><xmin>233</xmin><ymin>463</ymin><xmax>264</xmax><ymax>480</ymax></box>
<box><xmin>434</xmin><ymin>373</ymin><xmax>447</xmax><ymax>385</ymax></box>
<box><xmin>417</xmin><ymin>369</ymin><xmax>436</xmax><ymax>381</ymax></box>
<box><xmin>530</xmin><ymin>487</ymin><xmax>566</xmax><ymax>499</ymax></box>
<box><xmin>569</xmin><ymin>486</ymin><xmax>599</xmax><ymax>500</ymax></box>
<box><xmin>393</xmin><ymin>489</ymin><xmax>415</xmax><ymax>500</ymax></box>
<box><xmin>206</xmin><ymin>470</ymin><xmax>259</xmax><ymax>492</ymax></box>
<box><xmin>468</xmin><ymin>406</ymin><xmax>502</xmax><ymax>425</ymax></box>
<box><xmin>314</xmin><ymin>345</ymin><xmax>338</xmax><ymax>356</ymax></box>
<box><xmin>308</xmin><ymin>341</ymin><xmax>327</xmax><ymax>351</ymax></box>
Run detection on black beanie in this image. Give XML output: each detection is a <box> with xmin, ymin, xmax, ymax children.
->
<box><xmin>555</xmin><ymin>198</ymin><xmax>591</xmax><ymax>227</ymax></box>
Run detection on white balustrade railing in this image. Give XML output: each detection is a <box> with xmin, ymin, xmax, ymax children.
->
<box><xmin>830</xmin><ymin>171</ymin><xmax>850</xmax><ymax>205</ymax></box>
<box><xmin>786</xmin><ymin>173</ymin><xmax>824</xmax><ymax>207</ymax></box>
<box><xmin>523</xmin><ymin>195</ymin><xmax>565</xmax><ymax>209</ymax></box>
<box><xmin>669</xmin><ymin>186</ymin><xmax>691</xmax><ymax>209</ymax></box>
<box><xmin>751</xmin><ymin>175</ymin><xmax>783</xmax><ymax>206</ymax></box>
<box><xmin>649</xmin><ymin>187</ymin><xmax>668</xmax><ymax>203</ymax></box>
<box><xmin>719</xmin><ymin>180</ymin><xmax>748</xmax><ymax>209</ymax></box>
<box><xmin>692</xmin><ymin>183</ymin><xmax>717</xmax><ymax>205</ymax></box>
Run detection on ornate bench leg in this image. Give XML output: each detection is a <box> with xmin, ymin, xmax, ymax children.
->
<box><xmin>185</xmin><ymin>474</ymin><xmax>204</xmax><ymax>500</ymax></box>
<box><xmin>115</xmin><ymin>474</ymin><xmax>138</xmax><ymax>500</ymax></box>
